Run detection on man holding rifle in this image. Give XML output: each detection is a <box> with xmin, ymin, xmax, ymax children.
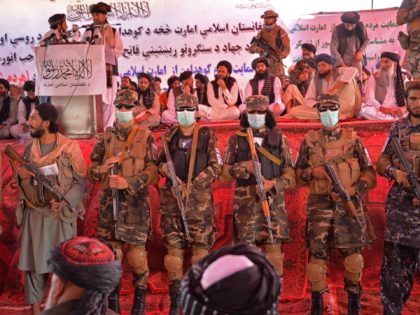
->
<box><xmin>8</xmin><ymin>103</ymin><xmax>86</xmax><ymax>315</ymax></box>
<box><xmin>295</xmin><ymin>93</ymin><xmax>376</xmax><ymax>315</ymax></box>
<box><xmin>158</xmin><ymin>94</ymin><xmax>222</xmax><ymax>315</ymax></box>
<box><xmin>221</xmin><ymin>95</ymin><xmax>296</xmax><ymax>292</ymax></box>
<box><xmin>88</xmin><ymin>89</ymin><xmax>158</xmax><ymax>315</ymax></box>
<box><xmin>249</xmin><ymin>10</ymin><xmax>290</xmax><ymax>85</ymax></box>
<box><xmin>377</xmin><ymin>80</ymin><xmax>420</xmax><ymax>315</ymax></box>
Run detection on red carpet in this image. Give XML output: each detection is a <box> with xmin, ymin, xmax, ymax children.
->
<box><xmin>0</xmin><ymin>120</ymin><xmax>419</xmax><ymax>314</ymax></box>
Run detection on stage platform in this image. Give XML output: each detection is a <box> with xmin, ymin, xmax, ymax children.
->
<box><xmin>0</xmin><ymin>119</ymin><xmax>419</xmax><ymax>314</ymax></box>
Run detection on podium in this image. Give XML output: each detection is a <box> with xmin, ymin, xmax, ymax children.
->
<box><xmin>35</xmin><ymin>44</ymin><xmax>107</xmax><ymax>138</ymax></box>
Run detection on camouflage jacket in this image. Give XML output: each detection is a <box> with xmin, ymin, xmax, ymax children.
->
<box><xmin>249</xmin><ymin>24</ymin><xmax>291</xmax><ymax>60</ymax></box>
<box><xmin>377</xmin><ymin>116</ymin><xmax>420</xmax><ymax>248</ymax></box>
<box><xmin>295</xmin><ymin>126</ymin><xmax>376</xmax><ymax>194</ymax></box>
<box><xmin>158</xmin><ymin>125</ymin><xmax>222</xmax><ymax>216</ymax></box>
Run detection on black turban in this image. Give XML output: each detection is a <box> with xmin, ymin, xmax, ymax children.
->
<box><xmin>341</xmin><ymin>12</ymin><xmax>360</xmax><ymax>24</ymax></box>
<box><xmin>179</xmin><ymin>71</ymin><xmax>193</xmax><ymax>82</ymax></box>
<box><xmin>48</xmin><ymin>14</ymin><xmax>66</xmax><ymax>28</ymax></box>
<box><xmin>251</xmin><ymin>57</ymin><xmax>269</xmax><ymax>69</ymax></box>
<box><xmin>23</xmin><ymin>81</ymin><xmax>35</xmax><ymax>92</ymax></box>
<box><xmin>315</xmin><ymin>53</ymin><xmax>336</xmax><ymax>65</ymax></box>
<box><xmin>380</xmin><ymin>51</ymin><xmax>400</xmax><ymax>63</ymax></box>
<box><xmin>217</xmin><ymin>60</ymin><xmax>233</xmax><ymax>74</ymax></box>
<box><xmin>0</xmin><ymin>79</ymin><xmax>10</xmax><ymax>91</ymax></box>
<box><xmin>181</xmin><ymin>243</ymin><xmax>280</xmax><ymax>315</ymax></box>
<box><xmin>302</xmin><ymin>43</ymin><xmax>317</xmax><ymax>54</ymax></box>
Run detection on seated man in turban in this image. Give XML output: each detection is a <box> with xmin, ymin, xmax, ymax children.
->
<box><xmin>288</xmin><ymin>54</ymin><xmax>362</xmax><ymax>120</ymax></box>
<box><xmin>360</xmin><ymin>52</ymin><xmax>407</xmax><ymax>120</ymax></box>
<box><xmin>41</xmin><ymin>236</ymin><xmax>122</xmax><ymax>315</ymax></box>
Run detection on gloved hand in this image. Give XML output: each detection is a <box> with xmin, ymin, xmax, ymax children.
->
<box><xmin>393</xmin><ymin>169</ymin><xmax>410</xmax><ymax>189</ymax></box>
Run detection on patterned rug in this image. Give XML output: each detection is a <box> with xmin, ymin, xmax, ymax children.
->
<box><xmin>0</xmin><ymin>120</ymin><xmax>419</xmax><ymax>314</ymax></box>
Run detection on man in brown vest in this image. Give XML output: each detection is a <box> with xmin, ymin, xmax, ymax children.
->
<box><xmin>289</xmin><ymin>54</ymin><xmax>361</xmax><ymax>120</ymax></box>
<box><xmin>243</xmin><ymin>57</ymin><xmax>285</xmax><ymax>116</ymax></box>
<box><xmin>158</xmin><ymin>94</ymin><xmax>222</xmax><ymax>314</ymax></box>
<box><xmin>360</xmin><ymin>52</ymin><xmax>407</xmax><ymax>120</ymax></box>
<box><xmin>89</xmin><ymin>89</ymin><xmax>159</xmax><ymax>315</ymax></box>
<box><xmin>295</xmin><ymin>93</ymin><xmax>376</xmax><ymax>315</ymax></box>
<box><xmin>330</xmin><ymin>12</ymin><xmax>369</xmax><ymax>79</ymax></box>
<box><xmin>249</xmin><ymin>10</ymin><xmax>290</xmax><ymax>85</ymax></box>
<box><xmin>16</xmin><ymin>103</ymin><xmax>87</xmax><ymax>315</ymax></box>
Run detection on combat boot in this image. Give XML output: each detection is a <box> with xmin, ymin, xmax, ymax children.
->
<box><xmin>310</xmin><ymin>291</ymin><xmax>324</xmax><ymax>315</ymax></box>
<box><xmin>131</xmin><ymin>286</ymin><xmax>147</xmax><ymax>315</ymax></box>
<box><xmin>169</xmin><ymin>279</ymin><xmax>181</xmax><ymax>315</ymax></box>
<box><xmin>108</xmin><ymin>283</ymin><xmax>121</xmax><ymax>314</ymax></box>
<box><xmin>348</xmin><ymin>292</ymin><xmax>361</xmax><ymax>315</ymax></box>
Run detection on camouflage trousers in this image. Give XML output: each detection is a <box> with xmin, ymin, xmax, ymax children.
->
<box><xmin>380</xmin><ymin>241</ymin><xmax>419</xmax><ymax>315</ymax></box>
<box><xmin>307</xmin><ymin>195</ymin><xmax>366</xmax><ymax>293</ymax></box>
<box><xmin>97</xmin><ymin>189</ymin><xmax>151</xmax><ymax>246</ymax></box>
<box><xmin>233</xmin><ymin>186</ymin><xmax>290</xmax><ymax>246</ymax></box>
<box><xmin>306</xmin><ymin>195</ymin><xmax>367</xmax><ymax>255</ymax></box>
<box><xmin>160</xmin><ymin>214</ymin><xmax>215</xmax><ymax>250</ymax></box>
<box><xmin>408</xmin><ymin>31</ymin><xmax>420</xmax><ymax>80</ymax></box>
<box><xmin>267</xmin><ymin>57</ymin><xmax>287</xmax><ymax>86</ymax></box>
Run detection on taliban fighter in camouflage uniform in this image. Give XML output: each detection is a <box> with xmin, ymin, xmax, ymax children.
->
<box><xmin>221</xmin><ymin>95</ymin><xmax>296</xmax><ymax>292</ymax></box>
<box><xmin>397</xmin><ymin>0</ymin><xmax>420</xmax><ymax>79</ymax></box>
<box><xmin>249</xmin><ymin>10</ymin><xmax>290</xmax><ymax>85</ymax></box>
<box><xmin>295</xmin><ymin>93</ymin><xmax>376</xmax><ymax>315</ymax></box>
<box><xmin>377</xmin><ymin>80</ymin><xmax>420</xmax><ymax>315</ymax></box>
<box><xmin>158</xmin><ymin>94</ymin><xmax>222</xmax><ymax>315</ymax></box>
<box><xmin>88</xmin><ymin>89</ymin><xmax>158</xmax><ymax>315</ymax></box>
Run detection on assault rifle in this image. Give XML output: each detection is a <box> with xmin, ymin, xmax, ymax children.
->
<box><xmin>110</xmin><ymin>162</ymin><xmax>119</xmax><ymax>221</ymax></box>
<box><xmin>250</xmin><ymin>36</ymin><xmax>282</xmax><ymax>64</ymax></box>
<box><xmin>390</xmin><ymin>137</ymin><xmax>420</xmax><ymax>200</ymax></box>
<box><xmin>247</xmin><ymin>127</ymin><xmax>275</xmax><ymax>245</ymax></box>
<box><xmin>5</xmin><ymin>145</ymin><xmax>76</xmax><ymax>212</ymax></box>
<box><xmin>160</xmin><ymin>134</ymin><xmax>192</xmax><ymax>243</ymax></box>
<box><xmin>323</xmin><ymin>161</ymin><xmax>370</xmax><ymax>247</ymax></box>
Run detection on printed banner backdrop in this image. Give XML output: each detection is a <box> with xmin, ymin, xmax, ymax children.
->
<box><xmin>0</xmin><ymin>1</ymin><xmax>406</xmax><ymax>92</ymax></box>
<box><xmin>34</xmin><ymin>44</ymin><xmax>106</xmax><ymax>96</ymax></box>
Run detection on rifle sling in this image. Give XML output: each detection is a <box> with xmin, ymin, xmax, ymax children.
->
<box><xmin>236</xmin><ymin>131</ymin><xmax>282</xmax><ymax>166</ymax></box>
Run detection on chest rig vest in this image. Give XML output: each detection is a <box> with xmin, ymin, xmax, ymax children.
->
<box><xmin>169</xmin><ymin>126</ymin><xmax>211</xmax><ymax>182</ymax></box>
<box><xmin>249</xmin><ymin>76</ymin><xmax>276</xmax><ymax>103</ymax></box>
<box><xmin>305</xmin><ymin>128</ymin><xmax>361</xmax><ymax>194</ymax></box>
<box><xmin>236</xmin><ymin>129</ymin><xmax>283</xmax><ymax>186</ymax></box>
<box><xmin>103</xmin><ymin>126</ymin><xmax>149</xmax><ymax>189</ymax></box>
<box><xmin>397</xmin><ymin>126</ymin><xmax>420</xmax><ymax>178</ymax></box>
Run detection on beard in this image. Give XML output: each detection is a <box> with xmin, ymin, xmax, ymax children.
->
<box><xmin>343</xmin><ymin>28</ymin><xmax>355</xmax><ymax>37</ymax></box>
<box><xmin>30</xmin><ymin>126</ymin><xmax>45</xmax><ymax>138</ymax></box>
<box><xmin>408</xmin><ymin>106</ymin><xmax>420</xmax><ymax>118</ymax></box>
<box><xmin>255</xmin><ymin>70</ymin><xmax>269</xmax><ymax>80</ymax></box>
<box><xmin>318</xmin><ymin>70</ymin><xmax>331</xmax><ymax>78</ymax></box>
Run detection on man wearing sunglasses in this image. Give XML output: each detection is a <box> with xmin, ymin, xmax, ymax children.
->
<box><xmin>158</xmin><ymin>94</ymin><xmax>222</xmax><ymax>314</ymax></box>
<box><xmin>221</xmin><ymin>95</ymin><xmax>296</xmax><ymax>298</ymax></box>
<box><xmin>88</xmin><ymin>89</ymin><xmax>159</xmax><ymax>314</ymax></box>
<box><xmin>295</xmin><ymin>93</ymin><xmax>376</xmax><ymax>315</ymax></box>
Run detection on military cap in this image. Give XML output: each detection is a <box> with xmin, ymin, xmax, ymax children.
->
<box><xmin>405</xmin><ymin>80</ymin><xmax>420</xmax><ymax>93</ymax></box>
<box><xmin>251</xmin><ymin>57</ymin><xmax>269</xmax><ymax>69</ymax></box>
<box><xmin>89</xmin><ymin>2</ymin><xmax>112</xmax><ymax>14</ymax></box>
<box><xmin>316</xmin><ymin>93</ymin><xmax>340</xmax><ymax>107</ymax></box>
<box><xmin>48</xmin><ymin>14</ymin><xmax>66</xmax><ymax>28</ymax></box>
<box><xmin>114</xmin><ymin>89</ymin><xmax>138</xmax><ymax>106</ymax></box>
<box><xmin>245</xmin><ymin>95</ymin><xmax>270</xmax><ymax>112</ymax></box>
<box><xmin>261</xmin><ymin>10</ymin><xmax>278</xmax><ymax>19</ymax></box>
<box><xmin>175</xmin><ymin>94</ymin><xmax>198</xmax><ymax>110</ymax></box>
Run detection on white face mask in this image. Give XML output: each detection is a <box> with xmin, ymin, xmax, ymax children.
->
<box><xmin>319</xmin><ymin>110</ymin><xmax>339</xmax><ymax>128</ymax></box>
<box><xmin>247</xmin><ymin>113</ymin><xmax>266</xmax><ymax>129</ymax></box>
<box><xmin>116</xmin><ymin>110</ymin><xmax>133</xmax><ymax>123</ymax></box>
<box><xmin>177</xmin><ymin>110</ymin><xmax>196</xmax><ymax>127</ymax></box>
